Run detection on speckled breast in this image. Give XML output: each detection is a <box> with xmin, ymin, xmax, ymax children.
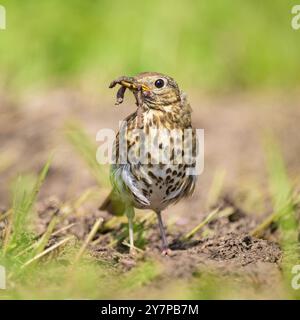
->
<box><xmin>111</xmin><ymin>109</ymin><xmax>196</xmax><ymax>212</ymax></box>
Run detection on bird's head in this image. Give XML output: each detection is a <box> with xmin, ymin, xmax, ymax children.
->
<box><xmin>110</xmin><ymin>72</ymin><xmax>182</xmax><ymax>109</ymax></box>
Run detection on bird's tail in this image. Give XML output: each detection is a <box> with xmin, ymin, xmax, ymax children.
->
<box><xmin>99</xmin><ymin>190</ymin><xmax>125</xmax><ymax>216</ymax></box>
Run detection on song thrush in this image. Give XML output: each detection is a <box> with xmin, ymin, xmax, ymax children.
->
<box><xmin>102</xmin><ymin>72</ymin><xmax>197</xmax><ymax>254</ymax></box>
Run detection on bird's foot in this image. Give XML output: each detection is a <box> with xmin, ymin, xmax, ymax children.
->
<box><xmin>129</xmin><ymin>246</ymin><xmax>137</xmax><ymax>256</ymax></box>
<box><xmin>161</xmin><ymin>248</ymin><xmax>172</xmax><ymax>256</ymax></box>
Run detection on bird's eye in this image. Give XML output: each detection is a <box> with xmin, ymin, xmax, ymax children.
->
<box><xmin>154</xmin><ymin>79</ymin><xmax>165</xmax><ymax>88</ymax></box>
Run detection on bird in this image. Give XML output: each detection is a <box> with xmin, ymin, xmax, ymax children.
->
<box><xmin>101</xmin><ymin>72</ymin><xmax>197</xmax><ymax>255</ymax></box>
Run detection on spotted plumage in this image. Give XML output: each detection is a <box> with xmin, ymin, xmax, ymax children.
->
<box><xmin>103</xmin><ymin>72</ymin><xmax>197</xmax><ymax>254</ymax></box>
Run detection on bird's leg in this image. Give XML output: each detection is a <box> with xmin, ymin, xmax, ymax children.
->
<box><xmin>125</xmin><ymin>206</ymin><xmax>135</xmax><ymax>254</ymax></box>
<box><xmin>156</xmin><ymin>211</ymin><xmax>171</xmax><ymax>255</ymax></box>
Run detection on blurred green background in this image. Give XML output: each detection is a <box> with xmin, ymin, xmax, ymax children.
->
<box><xmin>0</xmin><ymin>0</ymin><xmax>299</xmax><ymax>91</ymax></box>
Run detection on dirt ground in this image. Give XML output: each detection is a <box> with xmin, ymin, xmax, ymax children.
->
<box><xmin>1</xmin><ymin>88</ymin><xmax>300</xmax><ymax>298</ymax></box>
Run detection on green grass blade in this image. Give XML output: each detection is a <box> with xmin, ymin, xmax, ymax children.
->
<box><xmin>206</xmin><ymin>168</ymin><xmax>226</xmax><ymax>209</ymax></box>
<box><xmin>181</xmin><ymin>207</ymin><xmax>220</xmax><ymax>241</ymax></box>
<box><xmin>7</xmin><ymin>157</ymin><xmax>52</xmax><ymax>251</ymax></box>
<box><xmin>263</xmin><ymin>135</ymin><xmax>299</xmax><ymax>296</ymax></box>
